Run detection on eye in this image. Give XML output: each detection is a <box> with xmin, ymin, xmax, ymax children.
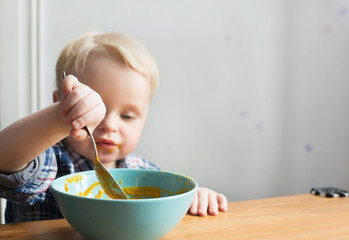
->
<box><xmin>121</xmin><ymin>114</ymin><xmax>133</xmax><ymax>120</ymax></box>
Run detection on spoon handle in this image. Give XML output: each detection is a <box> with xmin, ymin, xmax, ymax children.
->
<box><xmin>84</xmin><ymin>126</ymin><xmax>99</xmax><ymax>161</ymax></box>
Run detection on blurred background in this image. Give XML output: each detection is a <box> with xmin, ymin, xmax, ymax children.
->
<box><xmin>1</xmin><ymin>0</ymin><xmax>349</xmax><ymax>208</ymax></box>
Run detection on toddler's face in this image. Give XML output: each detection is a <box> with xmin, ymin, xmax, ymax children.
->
<box><xmin>67</xmin><ymin>53</ymin><xmax>152</xmax><ymax>168</ymax></box>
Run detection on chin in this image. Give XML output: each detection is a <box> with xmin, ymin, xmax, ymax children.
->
<box><xmin>98</xmin><ymin>153</ymin><xmax>121</xmax><ymax>166</ymax></box>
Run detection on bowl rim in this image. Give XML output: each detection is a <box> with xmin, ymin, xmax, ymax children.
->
<box><xmin>50</xmin><ymin>169</ymin><xmax>198</xmax><ymax>202</ymax></box>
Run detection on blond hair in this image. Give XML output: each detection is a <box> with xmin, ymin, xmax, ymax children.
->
<box><xmin>55</xmin><ymin>32</ymin><xmax>159</xmax><ymax>96</ymax></box>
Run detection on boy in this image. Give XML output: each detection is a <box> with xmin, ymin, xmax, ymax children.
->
<box><xmin>0</xmin><ymin>32</ymin><xmax>227</xmax><ymax>223</ymax></box>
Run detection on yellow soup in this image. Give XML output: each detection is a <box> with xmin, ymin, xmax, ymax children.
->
<box><xmin>64</xmin><ymin>174</ymin><xmax>191</xmax><ymax>199</ymax></box>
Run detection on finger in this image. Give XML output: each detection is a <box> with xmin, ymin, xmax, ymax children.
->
<box><xmin>207</xmin><ymin>191</ymin><xmax>219</xmax><ymax>216</ymax></box>
<box><xmin>70</xmin><ymin>103</ymin><xmax>106</xmax><ymax>130</ymax></box>
<box><xmin>61</xmin><ymin>85</ymin><xmax>90</xmax><ymax>117</ymax></box>
<box><xmin>197</xmin><ymin>188</ymin><xmax>209</xmax><ymax>216</ymax></box>
<box><xmin>70</xmin><ymin>128</ymin><xmax>89</xmax><ymax>141</ymax></box>
<box><xmin>61</xmin><ymin>86</ymin><xmax>96</xmax><ymax>124</ymax></box>
<box><xmin>217</xmin><ymin>193</ymin><xmax>228</xmax><ymax>212</ymax></box>
<box><xmin>188</xmin><ymin>192</ymin><xmax>198</xmax><ymax>215</ymax></box>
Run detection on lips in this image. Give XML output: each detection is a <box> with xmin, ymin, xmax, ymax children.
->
<box><xmin>95</xmin><ymin>138</ymin><xmax>121</xmax><ymax>151</ymax></box>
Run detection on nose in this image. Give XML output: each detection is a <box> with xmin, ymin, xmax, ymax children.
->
<box><xmin>98</xmin><ymin>112</ymin><xmax>118</xmax><ymax>133</ymax></box>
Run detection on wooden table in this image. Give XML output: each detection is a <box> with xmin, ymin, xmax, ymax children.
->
<box><xmin>1</xmin><ymin>194</ymin><xmax>349</xmax><ymax>239</ymax></box>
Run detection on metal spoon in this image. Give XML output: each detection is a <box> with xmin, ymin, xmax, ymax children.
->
<box><xmin>84</xmin><ymin>126</ymin><xmax>128</xmax><ymax>199</ymax></box>
<box><xmin>62</xmin><ymin>71</ymin><xmax>127</xmax><ymax>199</ymax></box>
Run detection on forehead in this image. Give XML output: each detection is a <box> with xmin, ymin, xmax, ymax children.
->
<box><xmin>78</xmin><ymin>53</ymin><xmax>152</xmax><ymax>107</ymax></box>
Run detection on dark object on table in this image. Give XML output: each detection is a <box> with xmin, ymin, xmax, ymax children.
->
<box><xmin>310</xmin><ymin>187</ymin><xmax>349</xmax><ymax>198</ymax></box>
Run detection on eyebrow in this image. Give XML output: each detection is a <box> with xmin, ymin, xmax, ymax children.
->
<box><xmin>123</xmin><ymin>102</ymin><xmax>148</xmax><ymax>114</ymax></box>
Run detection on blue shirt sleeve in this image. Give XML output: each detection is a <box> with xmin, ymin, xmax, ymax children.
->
<box><xmin>0</xmin><ymin>148</ymin><xmax>58</xmax><ymax>205</ymax></box>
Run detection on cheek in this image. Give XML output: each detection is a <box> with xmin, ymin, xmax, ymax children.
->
<box><xmin>121</xmin><ymin>126</ymin><xmax>144</xmax><ymax>150</ymax></box>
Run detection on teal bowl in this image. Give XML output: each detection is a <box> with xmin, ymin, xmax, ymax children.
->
<box><xmin>50</xmin><ymin>169</ymin><xmax>198</xmax><ymax>240</ymax></box>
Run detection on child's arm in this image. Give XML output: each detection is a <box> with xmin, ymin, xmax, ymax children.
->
<box><xmin>0</xmin><ymin>75</ymin><xmax>106</xmax><ymax>173</ymax></box>
<box><xmin>188</xmin><ymin>187</ymin><xmax>228</xmax><ymax>216</ymax></box>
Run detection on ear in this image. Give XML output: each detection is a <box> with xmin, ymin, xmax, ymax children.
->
<box><xmin>53</xmin><ymin>90</ymin><xmax>59</xmax><ymax>103</ymax></box>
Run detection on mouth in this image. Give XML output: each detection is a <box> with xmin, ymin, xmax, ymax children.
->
<box><xmin>94</xmin><ymin>138</ymin><xmax>121</xmax><ymax>152</ymax></box>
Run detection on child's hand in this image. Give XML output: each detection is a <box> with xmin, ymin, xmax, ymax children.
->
<box><xmin>58</xmin><ymin>74</ymin><xmax>106</xmax><ymax>140</ymax></box>
<box><xmin>189</xmin><ymin>187</ymin><xmax>228</xmax><ymax>216</ymax></box>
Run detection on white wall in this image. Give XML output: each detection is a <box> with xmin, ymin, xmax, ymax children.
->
<box><xmin>279</xmin><ymin>0</ymin><xmax>349</xmax><ymax>195</ymax></box>
<box><xmin>0</xmin><ymin>0</ymin><xmax>43</xmax><ymax>223</ymax></box>
<box><xmin>1</xmin><ymin>0</ymin><xmax>349</xmax><ymax>205</ymax></box>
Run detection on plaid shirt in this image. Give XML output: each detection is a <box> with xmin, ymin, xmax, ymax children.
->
<box><xmin>0</xmin><ymin>139</ymin><xmax>159</xmax><ymax>223</ymax></box>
